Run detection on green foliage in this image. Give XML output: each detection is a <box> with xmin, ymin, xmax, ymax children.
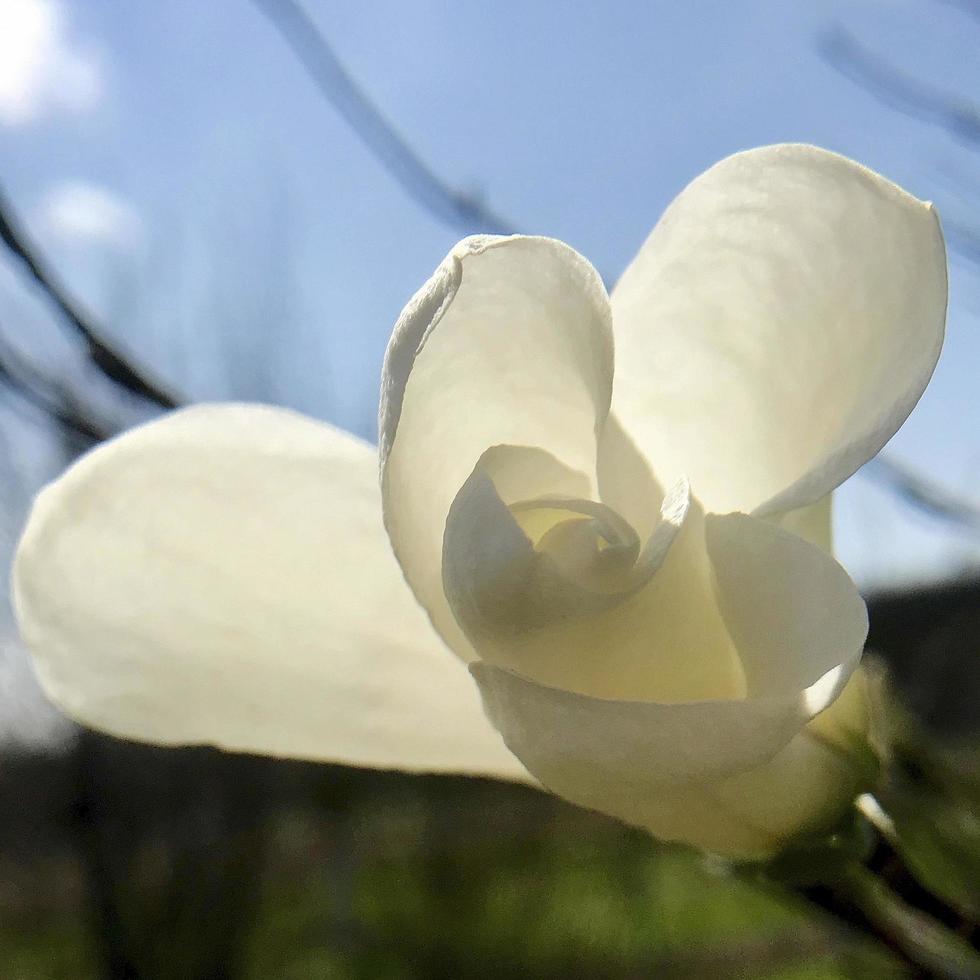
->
<box><xmin>0</xmin><ymin>914</ymin><xmax>99</xmax><ymax>979</ymax></box>
<box><xmin>240</xmin><ymin>777</ymin><xmax>902</xmax><ymax>979</ymax></box>
<box><xmin>878</xmin><ymin>729</ymin><xmax>980</xmax><ymax>923</ymax></box>
<box><xmin>1</xmin><ymin>762</ymin><xmax>910</xmax><ymax>980</ymax></box>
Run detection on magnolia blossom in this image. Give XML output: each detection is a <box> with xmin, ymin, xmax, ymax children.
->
<box><xmin>13</xmin><ymin>145</ymin><xmax>946</xmax><ymax>857</ymax></box>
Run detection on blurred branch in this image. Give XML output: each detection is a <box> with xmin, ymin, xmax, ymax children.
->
<box><xmin>0</xmin><ymin>186</ymin><xmax>180</xmax><ymax>410</ymax></box>
<box><xmin>0</xmin><ymin>328</ymin><xmax>108</xmax><ymax>445</ymax></box>
<box><xmin>256</xmin><ymin>2</ymin><xmax>980</xmax><ymax>538</ymax></box>
<box><xmin>935</xmin><ymin>0</ymin><xmax>980</xmax><ymax>24</ymax></box>
<box><xmin>828</xmin><ymin>864</ymin><xmax>980</xmax><ymax>979</ymax></box>
<box><xmin>249</xmin><ymin>0</ymin><xmax>518</xmax><ymax>236</ymax></box>
<box><xmin>820</xmin><ymin>26</ymin><xmax>980</xmax><ymax>273</ymax></box>
<box><xmin>1</xmin><ymin>11</ymin><xmax>967</xmax><ymax>552</ymax></box>
<box><xmin>945</xmin><ymin>218</ymin><xmax>980</xmax><ymax>264</ymax></box>
<box><xmin>819</xmin><ymin>27</ymin><xmax>980</xmax><ymax>149</ymax></box>
<box><xmin>865</xmin><ymin>453</ymin><xmax>980</xmax><ymax>533</ymax></box>
<box><xmin>818</xmin><ymin>22</ymin><xmax>980</xmax><ymax>535</ymax></box>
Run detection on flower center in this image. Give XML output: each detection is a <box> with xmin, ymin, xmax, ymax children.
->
<box><xmin>510</xmin><ymin>498</ymin><xmax>642</xmax><ymax>595</ymax></box>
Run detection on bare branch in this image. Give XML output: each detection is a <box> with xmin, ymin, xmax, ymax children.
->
<box><xmin>819</xmin><ymin>27</ymin><xmax>980</xmax><ymax>149</ymax></box>
<box><xmin>865</xmin><ymin>453</ymin><xmax>980</xmax><ymax>533</ymax></box>
<box><xmin>249</xmin><ymin>0</ymin><xmax>517</xmax><ymax>237</ymax></box>
<box><xmin>0</xmin><ymin>330</ymin><xmax>110</xmax><ymax>445</ymax></box>
<box><xmin>933</xmin><ymin>0</ymin><xmax>980</xmax><ymax>24</ymax></box>
<box><xmin>0</xmin><ymin>186</ymin><xmax>180</xmax><ymax>410</ymax></box>
<box><xmin>944</xmin><ymin>218</ymin><xmax>980</xmax><ymax>265</ymax></box>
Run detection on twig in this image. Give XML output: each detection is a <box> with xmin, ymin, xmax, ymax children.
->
<box><xmin>934</xmin><ymin>0</ymin><xmax>980</xmax><ymax>25</ymax></box>
<box><xmin>809</xmin><ymin>866</ymin><xmax>980</xmax><ymax>979</ymax></box>
<box><xmin>0</xmin><ymin>330</ymin><xmax>109</xmax><ymax>444</ymax></box>
<box><xmin>864</xmin><ymin>454</ymin><xmax>980</xmax><ymax>533</ymax></box>
<box><xmin>249</xmin><ymin>0</ymin><xmax>517</xmax><ymax>236</ymax></box>
<box><xmin>819</xmin><ymin>27</ymin><xmax>980</xmax><ymax>149</ymax></box>
<box><xmin>0</xmin><ymin>186</ymin><xmax>180</xmax><ymax>409</ymax></box>
<box><xmin>820</xmin><ymin>25</ymin><xmax>980</xmax><ymax>270</ymax></box>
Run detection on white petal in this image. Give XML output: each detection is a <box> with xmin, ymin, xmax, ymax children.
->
<box><xmin>468</xmin><ymin>509</ymin><xmax>867</xmax><ymax>848</ymax></box>
<box><xmin>472</xmin><ymin>660</ymin><xmax>819</xmax><ymax>787</ymax></box>
<box><xmin>771</xmin><ymin>495</ymin><xmax>833</xmax><ymax>553</ymax></box>
<box><xmin>611</xmin><ymin>144</ymin><xmax>947</xmax><ymax>516</ymax></box>
<box><xmin>470</xmin><ymin>665</ymin><xmax>862</xmax><ymax>856</ymax></box>
<box><xmin>705</xmin><ymin>511</ymin><xmax>867</xmax><ymax>711</ymax></box>
<box><xmin>443</xmin><ymin>449</ymin><xmax>715</xmax><ymax>700</ymax></box>
<box><xmin>596</xmin><ymin>413</ymin><xmax>666</xmax><ymax>542</ymax></box>
<box><xmin>380</xmin><ymin>235</ymin><xmax>613</xmax><ymax>658</ymax></box>
<box><xmin>13</xmin><ymin>404</ymin><xmax>528</xmax><ymax>780</ymax></box>
<box><xmin>613</xmin><ymin>730</ymin><xmax>865</xmax><ymax>857</ymax></box>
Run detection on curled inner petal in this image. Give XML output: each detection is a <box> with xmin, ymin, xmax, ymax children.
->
<box><xmin>512</xmin><ymin>498</ymin><xmax>640</xmax><ymax>593</ymax></box>
<box><xmin>443</xmin><ymin>446</ymin><xmax>746</xmax><ymax>703</ymax></box>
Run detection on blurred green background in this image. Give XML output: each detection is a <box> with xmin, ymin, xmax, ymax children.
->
<box><xmin>1</xmin><ymin>746</ymin><xmax>909</xmax><ymax>979</ymax></box>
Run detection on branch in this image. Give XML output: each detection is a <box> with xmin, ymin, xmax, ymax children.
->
<box><xmin>865</xmin><ymin>453</ymin><xmax>980</xmax><ymax>533</ymax></box>
<box><xmin>806</xmin><ymin>865</ymin><xmax>980</xmax><ymax>980</ymax></box>
<box><xmin>249</xmin><ymin>0</ymin><xmax>517</xmax><ymax>237</ymax></box>
<box><xmin>819</xmin><ymin>26</ymin><xmax>980</xmax><ymax>149</ymax></box>
<box><xmin>0</xmin><ymin>330</ymin><xmax>110</xmax><ymax>445</ymax></box>
<box><xmin>819</xmin><ymin>25</ymin><xmax>980</xmax><ymax>270</ymax></box>
<box><xmin>945</xmin><ymin>218</ymin><xmax>980</xmax><ymax>265</ymax></box>
<box><xmin>0</xmin><ymin>186</ymin><xmax>180</xmax><ymax>410</ymax></box>
<box><xmin>934</xmin><ymin>0</ymin><xmax>980</xmax><ymax>24</ymax></box>
<box><xmin>6</xmin><ymin>10</ymin><xmax>966</xmax><ymax>547</ymax></box>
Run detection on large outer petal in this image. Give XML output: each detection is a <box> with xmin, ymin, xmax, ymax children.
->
<box><xmin>12</xmin><ymin>404</ymin><xmax>528</xmax><ymax>779</ymax></box>
<box><xmin>611</xmin><ymin>143</ymin><xmax>947</xmax><ymax>516</ymax></box>
<box><xmin>470</xmin><ymin>511</ymin><xmax>868</xmax><ymax>853</ymax></box>
<box><xmin>380</xmin><ymin>235</ymin><xmax>613</xmax><ymax>658</ymax></box>
<box><xmin>604</xmin><ymin>729</ymin><xmax>866</xmax><ymax>857</ymax></box>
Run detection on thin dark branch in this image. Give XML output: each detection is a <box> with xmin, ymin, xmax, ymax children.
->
<box><xmin>800</xmin><ymin>878</ymin><xmax>978</xmax><ymax>979</ymax></box>
<box><xmin>0</xmin><ymin>186</ymin><xmax>180</xmax><ymax>409</ymax></box>
<box><xmin>0</xmin><ymin>334</ymin><xmax>110</xmax><ymax>445</ymax></box>
<box><xmin>865</xmin><ymin>453</ymin><xmax>980</xmax><ymax>533</ymax></box>
<box><xmin>819</xmin><ymin>24</ymin><xmax>980</xmax><ymax>270</ymax></box>
<box><xmin>819</xmin><ymin>26</ymin><xmax>980</xmax><ymax>148</ymax></box>
<box><xmin>249</xmin><ymin>0</ymin><xmax>518</xmax><ymax>237</ymax></box>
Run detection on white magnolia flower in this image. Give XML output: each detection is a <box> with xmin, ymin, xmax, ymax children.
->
<box><xmin>12</xmin><ymin>145</ymin><xmax>946</xmax><ymax>857</ymax></box>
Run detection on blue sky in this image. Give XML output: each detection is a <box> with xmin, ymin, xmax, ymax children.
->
<box><xmin>2</xmin><ymin>0</ymin><xmax>980</xmax><ymax>591</ymax></box>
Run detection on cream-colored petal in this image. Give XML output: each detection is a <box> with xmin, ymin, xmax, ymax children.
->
<box><xmin>771</xmin><ymin>495</ymin><xmax>833</xmax><ymax>554</ymax></box>
<box><xmin>705</xmin><ymin>511</ymin><xmax>867</xmax><ymax>709</ymax></box>
<box><xmin>468</xmin><ymin>508</ymin><xmax>867</xmax><ymax>848</ymax></box>
<box><xmin>596</xmin><ymin>413</ymin><xmax>665</xmax><ymax>542</ymax></box>
<box><xmin>444</xmin><ymin>448</ymin><xmax>711</xmax><ymax>699</ymax></box>
<box><xmin>472</xmin><ymin>660</ymin><xmax>821</xmax><ymax>790</ymax></box>
<box><xmin>380</xmin><ymin>235</ymin><xmax>614</xmax><ymax>659</ymax></box>
<box><xmin>13</xmin><ymin>404</ymin><xmax>528</xmax><ymax>780</ymax></box>
<box><xmin>619</xmin><ymin>729</ymin><xmax>865</xmax><ymax>858</ymax></box>
<box><xmin>806</xmin><ymin>665</ymin><xmax>870</xmax><ymax>755</ymax></box>
<box><xmin>445</xmin><ymin>451</ymin><xmax>745</xmax><ymax>702</ymax></box>
<box><xmin>470</xmin><ymin>660</ymin><xmax>862</xmax><ymax>856</ymax></box>
<box><xmin>611</xmin><ymin>143</ymin><xmax>947</xmax><ymax>516</ymax></box>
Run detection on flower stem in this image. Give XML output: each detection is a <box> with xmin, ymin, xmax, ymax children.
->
<box><xmin>802</xmin><ymin>863</ymin><xmax>980</xmax><ymax>979</ymax></box>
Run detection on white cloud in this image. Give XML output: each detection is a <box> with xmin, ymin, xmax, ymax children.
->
<box><xmin>38</xmin><ymin>180</ymin><xmax>142</xmax><ymax>248</ymax></box>
<box><xmin>0</xmin><ymin>0</ymin><xmax>102</xmax><ymax>125</ymax></box>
